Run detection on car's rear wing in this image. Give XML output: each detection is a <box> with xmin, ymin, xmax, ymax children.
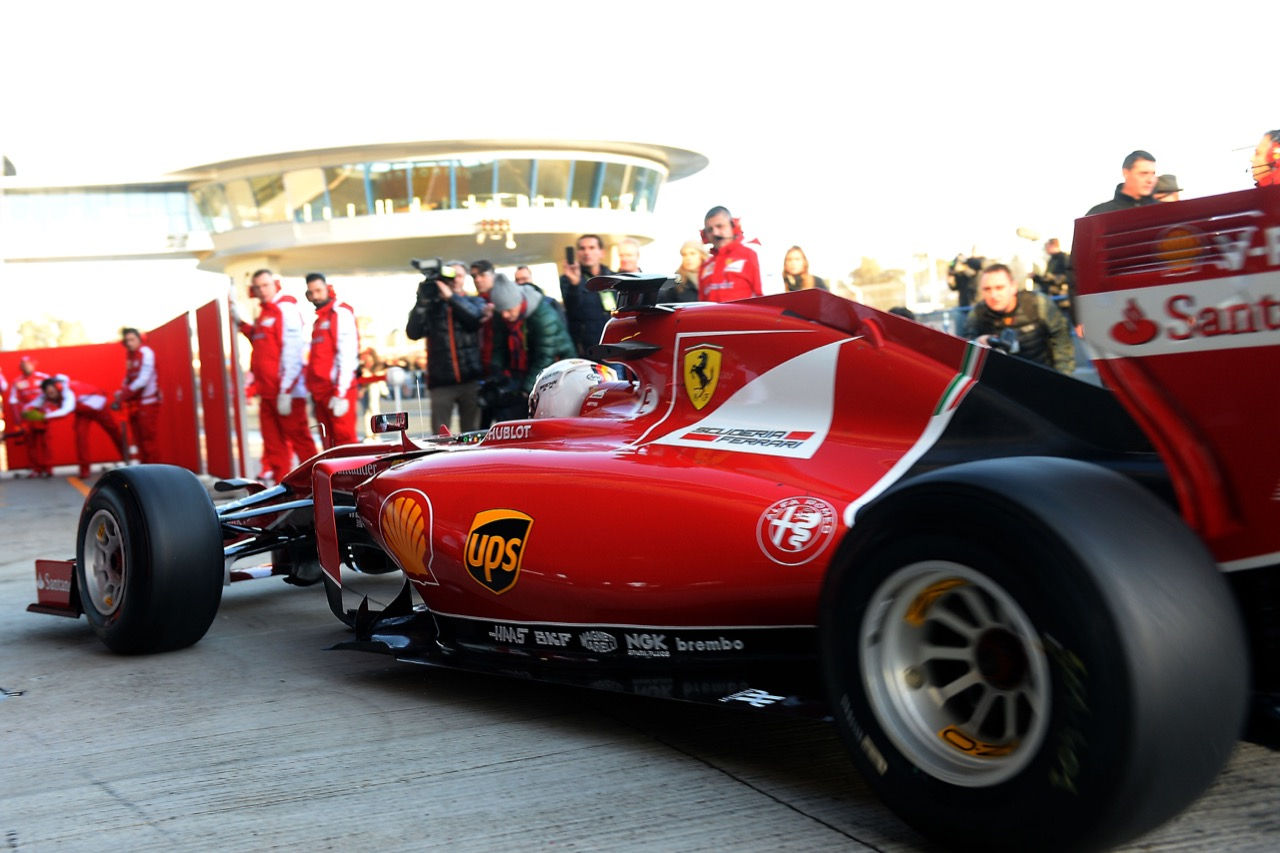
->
<box><xmin>1074</xmin><ymin>186</ymin><xmax>1280</xmax><ymax>568</ymax></box>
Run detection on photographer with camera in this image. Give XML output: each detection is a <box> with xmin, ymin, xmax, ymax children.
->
<box><xmin>486</xmin><ymin>274</ymin><xmax>576</xmax><ymax>422</ymax></box>
<box><xmin>405</xmin><ymin>258</ymin><xmax>488</xmax><ymax>433</ymax></box>
<box><xmin>964</xmin><ymin>263</ymin><xmax>1074</xmax><ymax>375</ymax></box>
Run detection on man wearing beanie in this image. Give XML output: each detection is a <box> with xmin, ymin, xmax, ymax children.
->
<box><xmin>488</xmin><ymin>273</ymin><xmax>575</xmax><ymax>419</ymax></box>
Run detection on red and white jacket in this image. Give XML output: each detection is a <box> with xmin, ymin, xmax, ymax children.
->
<box><xmin>9</xmin><ymin>370</ymin><xmax>50</xmax><ymax>413</ymax></box>
<box><xmin>41</xmin><ymin>375</ymin><xmax>110</xmax><ymax>418</ymax></box>
<box><xmin>120</xmin><ymin>344</ymin><xmax>159</xmax><ymax>405</ymax></box>
<box><xmin>699</xmin><ymin>238</ymin><xmax>763</xmax><ymax>303</ymax></box>
<box><xmin>239</xmin><ymin>291</ymin><xmax>306</xmax><ymax>399</ymax></box>
<box><xmin>306</xmin><ymin>299</ymin><xmax>359</xmax><ymax>401</ymax></box>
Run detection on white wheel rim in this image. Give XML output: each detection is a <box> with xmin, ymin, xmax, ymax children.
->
<box><xmin>859</xmin><ymin>560</ymin><xmax>1052</xmax><ymax>786</ymax></box>
<box><xmin>82</xmin><ymin>509</ymin><xmax>127</xmax><ymax>616</ymax></box>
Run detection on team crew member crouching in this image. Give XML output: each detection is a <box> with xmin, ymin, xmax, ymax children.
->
<box><xmin>39</xmin><ymin>375</ymin><xmax>127</xmax><ymax>479</ymax></box>
<box><xmin>304</xmin><ymin>273</ymin><xmax>359</xmax><ymax>447</ymax></box>
<box><xmin>115</xmin><ymin>327</ymin><xmax>159</xmax><ymax>463</ymax></box>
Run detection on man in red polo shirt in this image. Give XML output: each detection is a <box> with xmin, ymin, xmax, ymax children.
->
<box><xmin>304</xmin><ymin>273</ymin><xmax>359</xmax><ymax>447</ymax></box>
<box><xmin>698</xmin><ymin>206</ymin><xmax>763</xmax><ymax>302</ymax></box>
<box><xmin>234</xmin><ymin>269</ymin><xmax>318</xmax><ymax>482</ymax></box>
<box><xmin>39</xmin><ymin>374</ymin><xmax>127</xmax><ymax>479</ymax></box>
<box><xmin>115</xmin><ymin>327</ymin><xmax>160</xmax><ymax>463</ymax></box>
<box><xmin>9</xmin><ymin>356</ymin><xmax>52</xmax><ymax>477</ymax></box>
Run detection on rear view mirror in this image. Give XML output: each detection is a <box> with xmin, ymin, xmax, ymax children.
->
<box><xmin>370</xmin><ymin>412</ymin><xmax>409</xmax><ymax>434</ymax></box>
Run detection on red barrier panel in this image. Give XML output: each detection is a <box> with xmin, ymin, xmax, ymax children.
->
<box><xmin>146</xmin><ymin>314</ymin><xmax>200</xmax><ymax>471</ymax></box>
<box><xmin>0</xmin><ymin>343</ymin><xmax>128</xmax><ymax>472</ymax></box>
<box><xmin>196</xmin><ymin>300</ymin><xmax>234</xmax><ymax>478</ymax></box>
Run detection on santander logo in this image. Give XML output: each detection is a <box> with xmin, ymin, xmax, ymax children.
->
<box><xmin>1110</xmin><ymin>299</ymin><xmax>1160</xmax><ymax>346</ymax></box>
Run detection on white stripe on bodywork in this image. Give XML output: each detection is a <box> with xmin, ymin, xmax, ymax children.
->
<box><xmin>1218</xmin><ymin>550</ymin><xmax>1280</xmax><ymax>573</ymax></box>
<box><xmin>841</xmin><ymin>343</ymin><xmax>987</xmax><ymax>528</ymax></box>
<box><xmin>644</xmin><ymin>337</ymin><xmax>852</xmax><ymax>459</ymax></box>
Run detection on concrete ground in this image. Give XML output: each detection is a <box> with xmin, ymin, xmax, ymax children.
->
<box><xmin>1</xmin><ymin>474</ymin><xmax>1276</xmax><ymax>851</ymax></box>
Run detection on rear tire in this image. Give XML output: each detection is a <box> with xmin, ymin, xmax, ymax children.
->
<box><xmin>75</xmin><ymin>465</ymin><xmax>223</xmax><ymax>653</ymax></box>
<box><xmin>822</xmin><ymin>458</ymin><xmax>1248</xmax><ymax>852</ymax></box>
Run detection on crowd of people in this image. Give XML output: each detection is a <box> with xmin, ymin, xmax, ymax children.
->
<box><xmin>7</xmin><ymin>132</ymin><xmax>1280</xmax><ymax>478</ymax></box>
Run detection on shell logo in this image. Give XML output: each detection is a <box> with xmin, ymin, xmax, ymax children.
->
<box><xmin>1156</xmin><ymin>226</ymin><xmax>1203</xmax><ymax>272</ymax></box>
<box><xmin>379</xmin><ymin>489</ymin><xmax>437</xmax><ymax>585</ymax></box>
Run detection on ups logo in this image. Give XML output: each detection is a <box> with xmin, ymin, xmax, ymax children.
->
<box><xmin>464</xmin><ymin>509</ymin><xmax>533</xmax><ymax>594</ymax></box>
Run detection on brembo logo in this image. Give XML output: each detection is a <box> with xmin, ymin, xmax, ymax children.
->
<box><xmin>464</xmin><ymin>509</ymin><xmax>533</xmax><ymax>594</ymax></box>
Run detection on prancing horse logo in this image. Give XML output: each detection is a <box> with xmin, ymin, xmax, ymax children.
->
<box><xmin>683</xmin><ymin>346</ymin><xmax>722</xmax><ymax>410</ymax></box>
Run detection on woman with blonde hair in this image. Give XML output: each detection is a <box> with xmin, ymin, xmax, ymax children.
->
<box><xmin>782</xmin><ymin>246</ymin><xmax>828</xmax><ymax>292</ymax></box>
<box><xmin>658</xmin><ymin>240</ymin><xmax>707</xmax><ymax>302</ymax></box>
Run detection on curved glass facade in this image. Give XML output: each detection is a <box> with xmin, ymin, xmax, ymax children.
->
<box><xmin>1</xmin><ymin>184</ymin><xmax>205</xmax><ymax>249</ymax></box>
<box><xmin>191</xmin><ymin>156</ymin><xmax>665</xmax><ymax>233</ymax></box>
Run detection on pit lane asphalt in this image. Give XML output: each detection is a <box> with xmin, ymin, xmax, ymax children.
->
<box><xmin>1</xmin><ymin>474</ymin><xmax>1276</xmax><ymax>851</ymax></box>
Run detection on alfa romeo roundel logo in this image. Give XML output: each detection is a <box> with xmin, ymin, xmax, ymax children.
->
<box><xmin>756</xmin><ymin>496</ymin><xmax>837</xmax><ymax>566</ymax></box>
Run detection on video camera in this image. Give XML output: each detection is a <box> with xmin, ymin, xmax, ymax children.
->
<box><xmin>411</xmin><ymin>257</ymin><xmax>457</xmax><ymax>303</ymax></box>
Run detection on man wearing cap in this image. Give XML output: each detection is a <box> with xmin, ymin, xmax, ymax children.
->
<box><xmin>304</xmin><ymin>273</ymin><xmax>360</xmax><ymax>448</ymax></box>
<box><xmin>1154</xmin><ymin>175</ymin><xmax>1182</xmax><ymax>202</ymax></box>
<box><xmin>488</xmin><ymin>274</ymin><xmax>575</xmax><ymax>419</ymax></box>
<box><xmin>406</xmin><ymin>263</ymin><xmax>487</xmax><ymax>433</ymax></box>
<box><xmin>560</xmin><ymin>234</ymin><xmax>615</xmax><ymax>357</ymax></box>
<box><xmin>233</xmin><ymin>269</ymin><xmax>318</xmax><ymax>482</ymax></box>
<box><xmin>1087</xmin><ymin>150</ymin><xmax>1159</xmax><ymax>214</ymax></box>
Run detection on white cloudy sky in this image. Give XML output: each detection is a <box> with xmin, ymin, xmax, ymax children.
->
<box><xmin>1</xmin><ymin>1</ymin><xmax>1273</xmax><ymax>294</ymax></box>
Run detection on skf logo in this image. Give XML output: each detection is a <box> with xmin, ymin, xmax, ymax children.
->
<box><xmin>379</xmin><ymin>489</ymin><xmax>437</xmax><ymax>584</ymax></box>
<box><xmin>464</xmin><ymin>509</ymin><xmax>532</xmax><ymax>594</ymax></box>
<box><xmin>1109</xmin><ymin>299</ymin><xmax>1159</xmax><ymax>346</ymax></box>
<box><xmin>683</xmin><ymin>346</ymin><xmax>721</xmax><ymax>410</ymax></box>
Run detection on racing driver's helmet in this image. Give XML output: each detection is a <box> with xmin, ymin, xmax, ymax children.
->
<box><xmin>529</xmin><ymin>359</ymin><xmax>619</xmax><ymax>418</ymax></box>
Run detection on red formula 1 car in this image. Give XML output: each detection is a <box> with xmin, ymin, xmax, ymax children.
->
<box><xmin>29</xmin><ymin>187</ymin><xmax>1280</xmax><ymax>851</ymax></box>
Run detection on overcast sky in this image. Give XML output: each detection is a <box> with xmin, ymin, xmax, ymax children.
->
<box><xmin>1</xmin><ymin>0</ymin><xmax>1273</xmax><ymax>284</ymax></box>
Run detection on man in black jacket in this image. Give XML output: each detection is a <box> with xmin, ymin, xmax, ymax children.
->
<box><xmin>964</xmin><ymin>263</ymin><xmax>1075</xmax><ymax>375</ymax></box>
<box><xmin>559</xmin><ymin>234</ymin><xmax>614</xmax><ymax>357</ymax></box>
<box><xmin>1087</xmin><ymin>150</ymin><xmax>1158</xmax><ymax>215</ymax></box>
<box><xmin>405</xmin><ymin>265</ymin><xmax>487</xmax><ymax>433</ymax></box>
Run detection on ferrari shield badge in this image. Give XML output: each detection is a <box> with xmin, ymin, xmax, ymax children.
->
<box><xmin>464</xmin><ymin>509</ymin><xmax>533</xmax><ymax>594</ymax></box>
<box><xmin>683</xmin><ymin>346</ymin><xmax>722</xmax><ymax>410</ymax></box>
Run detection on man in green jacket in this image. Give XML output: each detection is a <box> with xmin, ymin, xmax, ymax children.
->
<box><xmin>963</xmin><ymin>263</ymin><xmax>1075</xmax><ymax>375</ymax></box>
<box><xmin>488</xmin><ymin>274</ymin><xmax>576</xmax><ymax>419</ymax></box>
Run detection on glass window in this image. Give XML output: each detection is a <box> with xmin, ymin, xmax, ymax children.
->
<box><xmin>599</xmin><ymin>162</ymin><xmax>631</xmax><ymax>211</ymax></box>
<box><xmin>410</xmin><ymin>161</ymin><xmax>450</xmax><ymax>211</ymax></box>
<box><xmin>251</xmin><ymin>174</ymin><xmax>289</xmax><ymax>223</ymax></box>
<box><xmin>368</xmin><ymin>161</ymin><xmax>410</xmax><ymax>214</ymax></box>
<box><xmin>454</xmin><ymin>158</ymin><xmax>489</xmax><ymax>208</ymax></box>
<box><xmin>284</xmin><ymin>168</ymin><xmax>328</xmax><ymax>222</ymax></box>
<box><xmin>570</xmin><ymin>161</ymin><xmax>599</xmax><ymax>209</ymax></box>
<box><xmin>495</xmin><ymin>159</ymin><xmax>532</xmax><ymax>207</ymax></box>
<box><xmin>325</xmin><ymin>166</ymin><xmax>368</xmax><ymax>218</ymax></box>
<box><xmin>192</xmin><ymin>184</ymin><xmax>232</xmax><ymax>232</ymax></box>
<box><xmin>224</xmin><ymin>179</ymin><xmax>258</xmax><ymax>228</ymax></box>
<box><xmin>532</xmin><ymin>159</ymin><xmax>569</xmax><ymax>207</ymax></box>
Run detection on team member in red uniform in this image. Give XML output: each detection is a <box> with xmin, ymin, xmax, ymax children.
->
<box><xmin>39</xmin><ymin>375</ymin><xmax>127</xmax><ymax>479</ymax></box>
<box><xmin>304</xmin><ymin>273</ymin><xmax>359</xmax><ymax>447</ymax></box>
<box><xmin>9</xmin><ymin>356</ymin><xmax>52</xmax><ymax>477</ymax></box>
<box><xmin>114</xmin><ymin>327</ymin><xmax>160</xmax><ymax>463</ymax></box>
<box><xmin>698</xmin><ymin>206</ymin><xmax>763</xmax><ymax>302</ymax></box>
<box><xmin>1252</xmin><ymin>130</ymin><xmax>1280</xmax><ymax>187</ymax></box>
<box><xmin>233</xmin><ymin>269</ymin><xmax>318</xmax><ymax>482</ymax></box>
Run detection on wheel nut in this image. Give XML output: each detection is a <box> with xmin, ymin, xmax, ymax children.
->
<box><xmin>903</xmin><ymin>666</ymin><xmax>924</xmax><ymax>689</ymax></box>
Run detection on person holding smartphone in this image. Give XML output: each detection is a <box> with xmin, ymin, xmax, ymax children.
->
<box><xmin>559</xmin><ymin>234</ymin><xmax>614</xmax><ymax>357</ymax></box>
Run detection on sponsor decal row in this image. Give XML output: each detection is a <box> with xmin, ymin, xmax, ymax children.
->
<box><xmin>443</xmin><ymin>618</ymin><xmax>816</xmax><ymax>660</ymax></box>
<box><xmin>380</xmin><ymin>491</ymin><xmax>840</xmax><ymax>598</ymax></box>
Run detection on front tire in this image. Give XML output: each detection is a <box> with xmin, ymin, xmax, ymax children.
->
<box><xmin>76</xmin><ymin>465</ymin><xmax>223</xmax><ymax>653</ymax></box>
<box><xmin>822</xmin><ymin>458</ymin><xmax>1248</xmax><ymax>852</ymax></box>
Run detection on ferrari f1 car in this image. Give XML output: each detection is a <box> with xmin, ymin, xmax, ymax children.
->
<box><xmin>30</xmin><ymin>186</ymin><xmax>1280</xmax><ymax>851</ymax></box>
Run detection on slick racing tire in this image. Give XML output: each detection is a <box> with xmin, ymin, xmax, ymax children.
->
<box><xmin>75</xmin><ymin>465</ymin><xmax>223</xmax><ymax>654</ymax></box>
<box><xmin>821</xmin><ymin>457</ymin><xmax>1248</xmax><ymax>852</ymax></box>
